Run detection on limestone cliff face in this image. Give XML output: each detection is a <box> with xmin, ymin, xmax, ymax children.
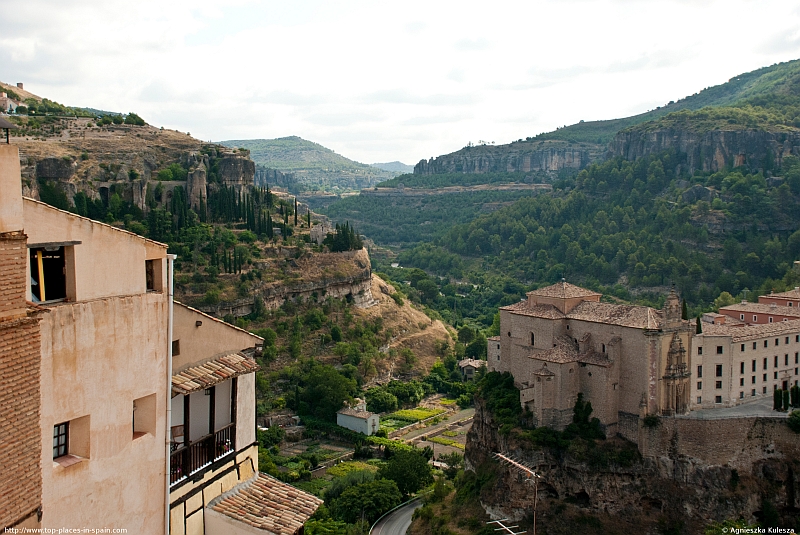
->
<box><xmin>466</xmin><ymin>396</ymin><xmax>800</xmax><ymax>531</ymax></box>
<box><xmin>217</xmin><ymin>151</ymin><xmax>255</xmax><ymax>188</ymax></box>
<box><xmin>414</xmin><ymin>141</ymin><xmax>603</xmax><ymax>176</ymax></box>
<box><xmin>610</xmin><ymin>127</ymin><xmax>800</xmax><ymax>173</ymax></box>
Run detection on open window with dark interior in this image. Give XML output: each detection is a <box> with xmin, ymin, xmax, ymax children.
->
<box><xmin>30</xmin><ymin>246</ymin><xmax>67</xmax><ymax>302</ymax></box>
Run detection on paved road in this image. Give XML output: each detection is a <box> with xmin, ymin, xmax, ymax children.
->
<box><xmin>371</xmin><ymin>499</ymin><xmax>423</xmax><ymax>535</ymax></box>
<box><xmin>679</xmin><ymin>396</ymin><xmax>788</xmax><ymax>419</ymax></box>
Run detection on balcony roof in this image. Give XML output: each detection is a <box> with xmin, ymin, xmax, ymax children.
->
<box><xmin>172</xmin><ymin>352</ymin><xmax>259</xmax><ymax>396</ymax></box>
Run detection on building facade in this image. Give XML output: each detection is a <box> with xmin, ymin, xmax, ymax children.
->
<box><xmin>488</xmin><ymin>281</ymin><xmax>693</xmax><ymax>438</ymax></box>
<box><xmin>337</xmin><ymin>400</ymin><xmax>379</xmax><ymax>436</ymax></box>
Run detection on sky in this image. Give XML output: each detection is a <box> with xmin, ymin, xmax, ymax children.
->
<box><xmin>2</xmin><ymin>0</ymin><xmax>800</xmax><ymax>165</ymax></box>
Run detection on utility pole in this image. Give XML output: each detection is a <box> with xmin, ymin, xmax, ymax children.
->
<box><xmin>493</xmin><ymin>452</ymin><xmax>543</xmax><ymax>535</ymax></box>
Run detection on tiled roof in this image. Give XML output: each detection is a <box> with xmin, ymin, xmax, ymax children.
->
<box><xmin>566</xmin><ymin>301</ymin><xmax>662</xmax><ymax>329</ymax></box>
<box><xmin>700</xmin><ymin>319</ymin><xmax>800</xmax><ymax>342</ymax></box>
<box><xmin>210</xmin><ymin>473</ymin><xmax>323</xmax><ymax>535</ymax></box>
<box><xmin>501</xmin><ymin>301</ymin><xmax>565</xmax><ymax>319</ymax></box>
<box><xmin>528</xmin><ymin>335</ymin><xmax>612</xmax><ymax>367</ymax></box>
<box><xmin>172</xmin><ymin>353</ymin><xmax>259</xmax><ymax>396</ymax></box>
<box><xmin>337</xmin><ymin>408</ymin><xmax>375</xmax><ymax>419</ymax></box>
<box><xmin>526</xmin><ymin>281</ymin><xmax>601</xmax><ymax>300</ymax></box>
<box><xmin>719</xmin><ymin>302</ymin><xmax>800</xmax><ymax>317</ymax></box>
<box><xmin>458</xmin><ymin>358</ymin><xmax>485</xmax><ymax>369</ymax></box>
<box><xmin>533</xmin><ymin>366</ymin><xmax>555</xmax><ymax>376</ymax></box>
<box><xmin>487</xmin><ymin>335</ymin><xmax>500</xmax><ymax>341</ymax></box>
<box><xmin>766</xmin><ymin>288</ymin><xmax>800</xmax><ymax>300</ymax></box>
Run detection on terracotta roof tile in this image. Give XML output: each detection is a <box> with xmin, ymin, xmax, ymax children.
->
<box><xmin>528</xmin><ymin>335</ymin><xmax>613</xmax><ymax>367</ymax></box>
<box><xmin>526</xmin><ymin>281</ymin><xmax>601</xmax><ymax>300</ymax></box>
<box><xmin>501</xmin><ymin>301</ymin><xmax>565</xmax><ymax>319</ymax></box>
<box><xmin>720</xmin><ymin>302</ymin><xmax>800</xmax><ymax>317</ymax></box>
<box><xmin>458</xmin><ymin>358</ymin><xmax>485</xmax><ymax>369</ymax></box>
<box><xmin>566</xmin><ymin>301</ymin><xmax>663</xmax><ymax>329</ymax></box>
<box><xmin>172</xmin><ymin>353</ymin><xmax>259</xmax><ymax>396</ymax></box>
<box><xmin>700</xmin><ymin>319</ymin><xmax>800</xmax><ymax>342</ymax></box>
<box><xmin>211</xmin><ymin>473</ymin><xmax>323</xmax><ymax>535</ymax></box>
<box><xmin>766</xmin><ymin>288</ymin><xmax>800</xmax><ymax>300</ymax></box>
<box><xmin>337</xmin><ymin>407</ymin><xmax>375</xmax><ymax>419</ymax></box>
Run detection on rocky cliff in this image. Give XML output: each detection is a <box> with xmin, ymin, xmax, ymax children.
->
<box><xmin>414</xmin><ymin>140</ymin><xmax>604</xmax><ymax>176</ymax></box>
<box><xmin>13</xmin><ymin>118</ymin><xmax>255</xmax><ymax>213</ymax></box>
<box><xmin>466</xmin><ymin>396</ymin><xmax>800</xmax><ymax>532</ymax></box>
<box><xmin>610</xmin><ymin>126</ymin><xmax>800</xmax><ymax>174</ymax></box>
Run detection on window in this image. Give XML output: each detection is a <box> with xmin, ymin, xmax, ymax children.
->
<box><xmin>796</xmin><ymin>336</ymin><xmax>799</xmax><ymax>343</ymax></box>
<box><xmin>716</xmin><ymin>381</ymin><xmax>722</xmax><ymax>389</ymax></box>
<box><xmin>715</xmin><ymin>396</ymin><xmax>722</xmax><ymax>403</ymax></box>
<box><xmin>790</xmin><ymin>302</ymin><xmax>794</xmax><ymax>307</ymax></box>
<box><xmin>172</xmin><ymin>340</ymin><xmax>180</xmax><ymax>356</ymax></box>
<box><xmin>753</xmin><ymin>342</ymin><xmax>757</xmax><ymax>350</ymax></box>
<box><xmin>776</xmin><ymin>338</ymin><xmax>780</xmax><ymax>346</ymax></box>
<box><xmin>786</xmin><ymin>354</ymin><xmax>790</xmax><ymax>366</ymax></box>
<box><xmin>764</xmin><ymin>373</ymin><xmax>768</xmax><ymax>382</ymax></box>
<box><xmin>752</xmin><ymin>360</ymin><xmax>757</xmax><ymax>372</ymax></box>
<box><xmin>602</xmin><ymin>344</ymin><xmax>606</xmax><ymax>353</ymax></box>
<box><xmin>775</xmin><ymin>356</ymin><xmax>779</xmax><ymax>368</ymax></box>
<box><xmin>53</xmin><ymin>422</ymin><xmax>68</xmax><ymax>459</ymax></box>
<box><xmin>769</xmin><ymin>317</ymin><xmax>773</xmax><ymax>323</ymax></box>
<box><xmin>741</xmin><ymin>344</ymin><xmax>745</xmax><ymax>352</ymax></box>
<box><xmin>764</xmin><ymin>358</ymin><xmax>768</xmax><ymax>370</ymax></box>
<box><xmin>754</xmin><ymin>316</ymin><xmax>758</xmax><ymax>322</ymax></box>
<box><xmin>145</xmin><ymin>260</ymin><xmax>155</xmax><ymax>291</ymax></box>
<box><xmin>697</xmin><ymin>381</ymin><xmax>702</xmax><ymax>390</ymax></box>
<box><xmin>740</xmin><ymin>378</ymin><xmax>745</xmax><ymax>386</ymax></box>
<box><xmin>697</xmin><ymin>365</ymin><xmax>703</xmax><ymax>378</ymax></box>
<box><xmin>796</xmin><ymin>352</ymin><xmax>799</xmax><ymax>364</ymax></box>
<box><xmin>752</xmin><ymin>376</ymin><xmax>756</xmax><ymax>384</ymax></box>
<box><xmin>507</xmin><ymin>331</ymin><xmax>511</xmax><ymax>337</ymax></box>
<box><xmin>740</xmin><ymin>392</ymin><xmax>744</xmax><ymax>399</ymax></box>
<box><xmin>530</xmin><ymin>333</ymin><xmax>535</xmax><ymax>346</ymax></box>
<box><xmin>740</xmin><ymin>362</ymin><xmax>745</xmax><ymax>374</ymax></box>
<box><xmin>741</xmin><ymin>314</ymin><xmax>745</xmax><ymax>320</ymax></box>
<box><xmin>697</xmin><ymin>397</ymin><xmax>702</xmax><ymax>404</ymax></box>
<box><xmin>786</xmin><ymin>337</ymin><xmax>790</xmax><ymax>344</ymax></box>
<box><xmin>775</xmin><ymin>372</ymin><xmax>779</xmax><ymax>380</ymax></box>
<box><xmin>133</xmin><ymin>394</ymin><xmax>157</xmax><ymax>438</ymax></box>
<box><xmin>715</xmin><ymin>364</ymin><xmax>723</xmax><ymax>377</ymax></box>
<box><xmin>764</xmin><ymin>340</ymin><xmax>768</xmax><ymax>348</ymax></box>
<box><xmin>698</xmin><ymin>347</ymin><xmax>703</xmax><ymax>355</ymax></box>
<box><xmin>716</xmin><ymin>346</ymin><xmax>723</xmax><ymax>354</ymax></box>
<box><xmin>30</xmin><ymin>246</ymin><xmax>68</xmax><ymax>302</ymax></box>
<box><xmin>51</xmin><ymin>415</ymin><xmax>89</xmax><ymax>464</ymax></box>
<box><xmin>764</xmin><ymin>387</ymin><xmax>768</xmax><ymax>393</ymax></box>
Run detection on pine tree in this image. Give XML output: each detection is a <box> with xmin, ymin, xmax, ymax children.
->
<box><xmin>294</xmin><ymin>198</ymin><xmax>298</xmax><ymax>226</ymax></box>
<box><xmin>307</xmin><ymin>209</ymin><xmax>311</xmax><ymax>227</ymax></box>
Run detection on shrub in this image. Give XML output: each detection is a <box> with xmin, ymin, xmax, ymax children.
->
<box><xmin>788</xmin><ymin>410</ymin><xmax>800</xmax><ymax>433</ymax></box>
<box><xmin>642</xmin><ymin>414</ymin><xmax>660</xmax><ymax>428</ymax></box>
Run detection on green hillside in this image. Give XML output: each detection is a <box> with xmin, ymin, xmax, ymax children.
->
<box><xmin>533</xmin><ymin>59</ymin><xmax>800</xmax><ymax>144</ymax></box>
<box><xmin>220</xmin><ymin>136</ymin><xmax>392</xmax><ymax>192</ymax></box>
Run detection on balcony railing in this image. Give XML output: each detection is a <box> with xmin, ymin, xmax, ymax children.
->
<box><xmin>170</xmin><ymin>423</ymin><xmax>236</xmax><ymax>485</ymax></box>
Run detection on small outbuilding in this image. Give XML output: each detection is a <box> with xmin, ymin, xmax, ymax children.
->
<box><xmin>458</xmin><ymin>358</ymin><xmax>486</xmax><ymax>380</ymax></box>
<box><xmin>336</xmin><ymin>399</ymin><xmax>379</xmax><ymax>436</ymax></box>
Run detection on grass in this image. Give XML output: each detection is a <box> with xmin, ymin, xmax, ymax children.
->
<box><xmin>439</xmin><ymin>398</ymin><xmax>457</xmax><ymax>405</ymax></box>
<box><xmin>442</xmin><ymin>430</ymin><xmax>459</xmax><ymax>437</ymax></box>
<box><xmin>325</xmin><ymin>461</ymin><xmax>378</xmax><ymax>478</ymax></box>
<box><xmin>428</xmin><ymin>436</ymin><xmax>465</xmax><ymax>450</ymax></box>
<box><xmin>390</xmin><ymin>408</ymin><xmax>445</xmax><ymax>422</ymax></box>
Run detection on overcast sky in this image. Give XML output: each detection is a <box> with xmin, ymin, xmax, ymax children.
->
<box><xmin>2</xmin><ymin>0</ymin><xmax>800</xmax><ymax>165</ymax></box>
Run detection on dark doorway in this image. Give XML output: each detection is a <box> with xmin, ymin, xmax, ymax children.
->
<box><xmin>30</xmin><ymin>247</ymin><xmax>66</xmax><ymax>302</ymax></box>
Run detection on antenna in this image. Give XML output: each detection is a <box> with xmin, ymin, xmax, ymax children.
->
<box><xmin>492</xmin><ymin>453</ymin><xmax>543</xmax><ymax>535</ymax></box>
<box><xmin>487</xmin><ymin>519</ymin><xmax>526</xmax><ymax>535</ymax></box>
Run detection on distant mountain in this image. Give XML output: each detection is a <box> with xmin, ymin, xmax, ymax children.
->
<box><xmin>219</xmin><ymin>136</ymin><xmax>392</xmax><ymax>192</ymax></box>
<box><xmin>414</xmin><ymin>59</ymin><xmax>800</xmax><ymax>178</ymax></box>
<box><xmin>371</xmin><ymin>161</ymin><xmax>413</xmax><ymax>174</ymax></box>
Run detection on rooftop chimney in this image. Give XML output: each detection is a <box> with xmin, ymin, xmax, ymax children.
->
<box><xmin>16</xmin><ymin>83</ymin><xmax>23</xmax><ymax>90</ymax></box>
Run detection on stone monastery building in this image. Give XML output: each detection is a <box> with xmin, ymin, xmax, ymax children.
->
<box><xmin>488</xmin><ymin>281</ymin><xmax>800</xmax><ymax>441</ymax></box>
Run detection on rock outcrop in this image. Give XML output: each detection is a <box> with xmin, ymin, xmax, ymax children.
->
<box><xmin>414</xmin><ymin>141</ymin><xmax>603</xmax><ymax>176</ymax></box>
<box><xmin>217</xmin><ymin>150</ymin><xmax>255</xmax><ymax>189</ymax></box>
<box><xmin>466</xmin><ymin>395</ymin><xmax>800</xmax><ymax>532</ymax></box>
<box><xmin>36</xmin><ymin>157</ymin><xmax>75</xmax><ymax>180</ymax></box>
<box><xmin>610</xmin><ymin>126</ymin><xmax>800</xmax><ymax>174</ymax></box>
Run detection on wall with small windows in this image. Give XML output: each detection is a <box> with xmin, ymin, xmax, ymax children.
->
<box><xmin>23</xmin><ymin>198</ymin><xmax>166</xmax><ymax>303</ymax></box>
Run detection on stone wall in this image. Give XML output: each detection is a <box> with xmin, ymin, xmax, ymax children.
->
<box><xmin>639</xmin><ymin>415</ymin><xmax>800</xmax><ymax>471</ymax></box>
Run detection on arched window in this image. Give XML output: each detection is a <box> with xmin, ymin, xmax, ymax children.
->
<box><xmin>530</xmin><ymin>333</ymin><xmax>535</xmax><ymax>346</ymax></box>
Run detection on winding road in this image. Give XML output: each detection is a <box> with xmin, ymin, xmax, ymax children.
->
<box><xmin>371</xmin><ymin>499</ymin><xmax>423</xmax><ymax>535</ymax></box>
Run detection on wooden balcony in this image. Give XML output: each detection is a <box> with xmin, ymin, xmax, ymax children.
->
<box><xmin>170</xmin><ymin>423</ymin><xmax>235</xmax><ymax>485</ymax></box>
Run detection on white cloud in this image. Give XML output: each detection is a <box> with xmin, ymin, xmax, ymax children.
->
<box><xmin>1</xmin><ymin>0</ymin><xmax>799</xmax><ymax>164</ymax></box>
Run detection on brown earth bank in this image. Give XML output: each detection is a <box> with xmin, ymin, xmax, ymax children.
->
<box><xmin>463</xmin><ymin>396</ymin><xmax>800</xmax><ymax>534</ymax></box>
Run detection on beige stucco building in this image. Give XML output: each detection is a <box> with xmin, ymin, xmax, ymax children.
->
<box><xmin>336</xmin><ymin>400</ymin><xmax>379</xmax><ymax>436</ymax></box>
<box><xmin>0</xmin><ymin>143</ymin><xmax>322</xmax><ymax>534</ymax></box>
<box><xmin>488</xmin><ymin>281</ymin><xmax>693</xmax><ymax>439</ymax></box>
